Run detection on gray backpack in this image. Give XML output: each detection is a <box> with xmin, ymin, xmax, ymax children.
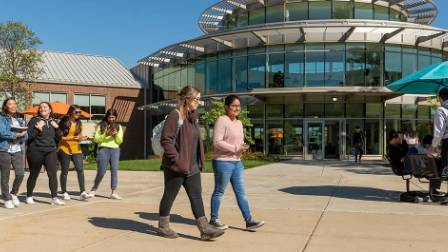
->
<box><xmin>151</xmin><ymin>110</ymin><xmax>183</xmax><ymax>156</ymax></box>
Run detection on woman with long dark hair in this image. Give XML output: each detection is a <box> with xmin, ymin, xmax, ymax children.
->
<box><xmin>210</xmin><ymin>95</ymin><xmax>264</xmax><ymax>230</ymax></box>
<box><xmin>26</xmin><ymin>102</ymin><xmax>65</xmax><ymax>206</ymax></box>
<box><xmin>0</xmin><ymin>97</ymin><xmax>28</xmax><ymax>209</ymax></box>
<box><xmin>58</xmin><ymin>105</ymin><xmax>90</xmax><ymax>200</ymax></box>
<box><xmin>89</xmin><ymin>108</ymin><xmax>123</xmax><ymax>199</ymax></box>
<box><xmin>158</xmin><ymin>86</ymin><xmax>224</xmax><ymax>241</ymax></box>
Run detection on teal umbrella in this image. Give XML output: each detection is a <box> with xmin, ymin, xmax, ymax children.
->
<box><xmin>387</xmin><ymin>61</ymin><xmax>448</xmax><ymax>94</ymax></box>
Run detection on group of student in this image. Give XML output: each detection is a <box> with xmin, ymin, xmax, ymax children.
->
<box><xmin>387</xmin><ymin>88</ymin><xmax>448</xmax><ymax>197</ymax></box>
<box><xmin>158</xmin><ymin>86</ymin><xmax>264</xmax><ymax>241</ymax></box>
<box><xmin>0</xmin><ymin>98</ymin><xmax>124</xmax><ymax>209</ymax></box>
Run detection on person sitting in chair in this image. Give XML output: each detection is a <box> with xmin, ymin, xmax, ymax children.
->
<box><xmin>387</xmin><ymin>131</ymin><xmax>408</xmax><ymax>174</ymax></box>
<box><xmin>407</xmin><ymin>135</ymin><xmax>444</xmax><ymax>196</ymax></box>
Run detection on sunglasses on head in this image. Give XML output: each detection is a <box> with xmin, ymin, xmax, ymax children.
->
<box><xmin>74</xmin><ymin>111</ymin><xmax>82</xmax><ymax>115</ymax></box>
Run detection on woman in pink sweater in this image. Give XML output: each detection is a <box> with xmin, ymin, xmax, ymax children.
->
<box><xmin>210</xmin><ymin>95</ymin><xmax>265</xmax><ymax>231</ymax></box>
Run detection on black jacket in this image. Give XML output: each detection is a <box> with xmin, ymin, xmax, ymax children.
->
<box><xmin>27</xmin><ymin>116</ymin><xmax>62</xmax><ymax>152</ymax></box>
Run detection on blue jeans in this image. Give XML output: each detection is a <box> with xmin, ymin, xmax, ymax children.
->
<box><xmin>93</xmin><ymin>148</ymin><xmax>120</xmax><ymax>190</ymax></box>
<box><xmin>211</xmin><ymin>160</ymin><xmax>252</xmax><ymax>222</ymax></box>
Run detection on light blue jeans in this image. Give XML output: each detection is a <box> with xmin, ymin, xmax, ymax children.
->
<box><xmin>210</xmin><ymin>160</ymin><xmax>252</xmax><ymax>222</ymax></box>
<box><xmin>93</xmin><ymin>148</ymin><xmax>120</xmax><ymax>190</ymax></box>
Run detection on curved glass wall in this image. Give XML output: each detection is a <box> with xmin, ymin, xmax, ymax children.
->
<box><xmin>153</xmin><ymin>43</ymin><xmax>444</xmax><ymax>96</ymax></box>
<box><xmin>224</xmin><ymin>1</ymin><xmax>406</xmax><ymax>31</ymax></box>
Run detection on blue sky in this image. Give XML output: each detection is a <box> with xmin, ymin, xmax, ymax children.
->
<box><xmin>1</xmin><ymin>0</ymin><xmax>447</xmax><ymax>68</ymax></box>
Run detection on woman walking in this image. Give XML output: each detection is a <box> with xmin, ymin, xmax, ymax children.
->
<box><xmin>58</xmin><ymin>105</ymin><xmax>90</xmax><ymax>200</ymax></box>
<box><xmin>89</xmin><ymin>109</ymin><xmax>123</xmax><ymax>200</ymax></box>
<box><xmin>158</xmin><ymin>86</ymin><xmax>224</xmax><ymax>241</ymax></box>
<box><xmin>210</xmin><ymin>95</ymin><xmax>264</xmax><ymax>230</ymax></box>
<box><xmin>0</xmin><ymin>98</ymin><xmax>28</xmax><ymax>209</ymax></box>
<box><xmin>26</xmin><ymin>102</ymin><xmax>65</xmax><ymax>206</ymax></box>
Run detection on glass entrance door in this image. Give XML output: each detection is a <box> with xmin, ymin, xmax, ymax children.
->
<box><xmin>324</xmin><ymin>120</ymin><xmax>340</xmax><ymax>159</ymax></box>
<box><xmin>305</xmin><ymin>121</ymin><xmax>324</xmax><ymax>160</ymax></box>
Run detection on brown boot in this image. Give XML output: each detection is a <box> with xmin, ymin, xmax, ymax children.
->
<box><xmin>196</xmin><ymin>216</ymin><xmax>225</xmax><ymax>241</ymax></box>
<box><xmin>158</xmin><ymin>216</ymin><xmax>179</xmax><ymax>239</ymax></box>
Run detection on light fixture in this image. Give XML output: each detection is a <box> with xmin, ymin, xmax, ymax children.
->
<box><xmin>331</xmin><ymin>97</ymin><xmax>338</xmax><ymax>102</ymax></box>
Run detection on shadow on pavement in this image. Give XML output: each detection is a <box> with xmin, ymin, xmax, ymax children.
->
<box><xmin>88</xmin><ymin>217</ymin><xmax>201</xmax><ymax>241</ymax></box>
<box><xmin>135</xmin><ymin>212</ymin><xmax>196</xmax><ymax>226</ymax></box>
<box><xmin>279</xmin><ymin>185</ymin><xmax>401</xmax><ymax>202</ymax></box>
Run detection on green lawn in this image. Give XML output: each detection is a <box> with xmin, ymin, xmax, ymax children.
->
<box><xmin>84</xmin><ymin>159</ymin><xmax>275</xmax><ymax>172</ymax></box>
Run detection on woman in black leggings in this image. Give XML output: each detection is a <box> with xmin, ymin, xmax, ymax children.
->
<box><xmin>26</xmin><ymin>102</ymin><xmax>65</xmax><ymax>206</ymax></box>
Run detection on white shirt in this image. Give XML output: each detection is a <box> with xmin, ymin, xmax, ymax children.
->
<box><xmin>432</xmin><ymin>100</ymin><xmax>448</xmax><ymax>148</ymax></box>
<box><xmin>7</xmin><ymin>118</ymin><xmax>21</xmax><ymax>153</ymax></box>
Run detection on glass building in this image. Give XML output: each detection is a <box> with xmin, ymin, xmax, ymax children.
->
<box><xmin>136</xmin><ymin>0</ymin><xmax>448</xmax><ymax>160</ymax></box>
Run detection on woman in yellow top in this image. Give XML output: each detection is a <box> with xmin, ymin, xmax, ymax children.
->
<box><xmin>58</xmin><ymin>105</ymin><xmax>90</xmax><ymax>201</ymax></box>
<box><xmin>89</xmin><ymin>109</ymin><xmax>124</xmax><ymax>200</ymax></box>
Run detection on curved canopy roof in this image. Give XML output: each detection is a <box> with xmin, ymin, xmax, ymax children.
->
<box><xmin>198</xmin><ymin>0</ymin><xmax>438</xmax><ymax>34</ymax></box>
<box><xmin>138</xmin><ymin>19</ymin><xmax>448</xmax><ymax>68</ymax></box>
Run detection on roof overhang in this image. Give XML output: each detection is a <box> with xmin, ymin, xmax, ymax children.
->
<box><xmin>138</xmin><ymin>19</ymin><xmax>448</xmax><ymax>68</ymax></box>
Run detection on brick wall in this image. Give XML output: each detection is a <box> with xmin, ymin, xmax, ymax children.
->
<box><xmin>27</xmin><ymin>82</ymin><xmax>146</xmax><ymax>160</ymax></box>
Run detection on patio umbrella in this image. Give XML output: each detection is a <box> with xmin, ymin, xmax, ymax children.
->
<box><xmin>387</xmin><ymin>61</ymin><xmax>448</xmax><ymax>95</ymax></box>
<box><xmin>23</xmin><ymin>101</ymin><xmax>92</xmax><ymax>119</ymax></box>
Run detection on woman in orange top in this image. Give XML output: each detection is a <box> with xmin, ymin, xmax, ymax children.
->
<box><xmin>58</xmin><ymin>105</ymin><xmax>90</xmax><ymax>200</ymax></box>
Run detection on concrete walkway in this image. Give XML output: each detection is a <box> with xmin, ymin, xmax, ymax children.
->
<box><xmin>0</xmin><ymin>160</ymin><xmax>446</xmax><ymax>252</ymax></box>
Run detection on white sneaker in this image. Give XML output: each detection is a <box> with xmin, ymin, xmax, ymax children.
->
<box><xmin>11</xmin><ymin>194</ymin><xmax>20</xmax><ymax>207</ymax></box>
<box><xmin>110</xmin><ymin>193</ymin><xmax>122</xmax><ymax>200</ymax></box>
<box><xmin>62</xmin><ymin>192</ymin><xmax>71</xmax><ymax>201</ymax></box>
<box><xmin>89</xmin><ymin>191</ymin><xmax>96</xmax><ymax>198</ymax></box>
<box><xmin>4</xmin><ymin>200</ymin><xmax>15</xmax><ymax>209</ymax></box>
<box><xmin>80</xmin><ymin>191</ymin><xmax>91</xmax><ymax>201</ymax></box>
<box><xmin>26</xmin><ymin>197</ymin><xmax>35</xmax><ymax>204</ymax></box>
<box><xmin>51</xmin><ymin>198</ymin><xmax>65</xmax><ymax>206</ymax></box>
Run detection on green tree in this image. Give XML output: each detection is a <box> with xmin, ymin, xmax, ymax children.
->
<box><xmin>0</xmin><ymin>21</ymin><xmax>43</xmax><ymax>109</ymax></box>
<box><xmin>201</xmin><ymin>100</ymin><xmax>254</xmax><ymax>151</ymax></box>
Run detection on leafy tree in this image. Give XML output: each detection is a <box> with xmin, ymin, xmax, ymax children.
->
<box><xmin>201</xmin><ymin>100</ymin><xmax>254</xmax><ymax>151</ymax></box>
<box><xmin>0</xmin><ymin>21</ymin><xmax>43</xmax><ymax>109</ymax></box>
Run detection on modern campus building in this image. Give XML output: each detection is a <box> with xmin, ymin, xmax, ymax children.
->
<box><xmin>135</xmin><ymin>0</ymin><xmax>448</xmax><ymax>160</ymax></box>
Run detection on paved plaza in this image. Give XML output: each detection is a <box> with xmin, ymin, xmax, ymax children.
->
<box><xmin>0</xmin><ymin>160</ymin><xmax>446</xmax><ymax>252</ymax></box>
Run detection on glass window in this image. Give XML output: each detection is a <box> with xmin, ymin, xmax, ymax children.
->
<box><xmin>418</xmin><ymin>48</ymin><xmax>432</xmax><ymax>70</ymax></box>
<box><xmin>346</xmin><ymin>103</ymin><xmax>365</xmax><ymax>118</ymax></box>
<box><xmin>267</xmin><ymin>120</ymin><xmax>284</xmax><ymax>155</ymax></box>
<box><xmin>248</xmin><ymin>103</ymin><xmax>265</xmax><ymax>119</ymax></box>
<box><xmin>206</xmin><ymin>60</ymin><xmax>218</xmax><ymax>94</ymax></box>
<box><xmin>248</xmin><ymin>54</ymin><xmax>266</xmax><ymax>89</ymax></box>
<box><xmin>325</xmin><ymin>103</ymin><xmax>344</xmax><ymax>117</ymax></box>
<box><xmin>386</xmin><ymin>119</ymin><xmax>401</xmax><ymax>135</ymax></box>
<box><xmin>236</xmin><ymin>12</ymin><xmax>248</xmax><ymax>27</ymax></box>
<box><xmin>249</xmin><ymin>8</ymin><xmax>265</xmax><ymax>25</ymax></box>
<box><xmin>266</xmin><ymin>104</ymin><xmax>284</xmax><ymax>118</ymax></box>
<box><xmin>402</xmin><ymin>104</ymin><xmax>417</xmax><ymax>119</ymax></box>
<box><xmin>366</xmin><ymin>103</ymin><xmax>383</xmax><ymax>118</ymax></box>
<box><xmin>432</xmin><ymin>50</ymin><xmax>443</xmax><ymax>65</ymax></box>
<box><xmin>266</xmin><ymin>5</ymin><xmax>284</xmax><ymax>23</ymax></box>
<box><xmin>233</xmin><ymin>56</ymin><xmax>248</xmax><ymax>91</ymax></box>
<box><xmin>374</xmin><ymin>5</ymin><xmax>389</xmax><ymax>20</ymax></box>
<box><xmin>385</xmin><ymin>45</ymin><xmax>402</xmax><ymax>85</ymax></box>
<box><xmin>217</xmin><ymin>59</ymin><xmax>232</xmax><ymax>93</ymax></box>
<box><xmin>194</xmin><ymin>61</ymin><xmax>206</xmax><ymax>93</ymax></box>
<box><xmin>32</xmin><ymin>92</ymin><xmax>50</xmax><ymax>106</ymax></box>
<box><xmin>249</xmin><ymin>120</ymin><xmax>265</xmax><ymax>152</ymax></box>
<box><xmin>286</xmin><ymin>2</ymin><xmax>308</xmax><ymax>21</ymax></box>
<box><xmin>385</xmin><ymin>104</ymin><xmax>401</xmax><ymax>118</ymax></box>
<box><xmin>285</xmin><ymin>45</ymin><xmax>305</xmax><ymax>87</ymax></box>
<box><xmin>366</xmin><ymin>43</ymin><xmax>383</xmax><ymax>87</ymax></box>
<box><xmin>402</xmin><ymin>47</ymin><xmax>418</xmax><ymax>76</ymax></box>
<box><xmin>325</xmin><ymin>44</ymin><xmax>345</xmax><ymax>87</ymax></box>
<box><xmin>305</xmin><ymin>103</ymin><xmax>324</xmax><ymax>118</ymax></box>
<box><xmin>443</xmin><ymin>50</ymin><xmax>448</xmax><ymax>61</ymax></box>
<box><xmin>74</xmin><ymin>94</ymin><xmax>90</xmax><ymax>114</ymax></box>
<box><xmin>416</xmin><ymin>121</ymin><xmax>433</xmax><ymax>139</ymax></box>
<box><xmin>285</xmin><ymin>104</ymin><xmax>303</xmax><ymax>118</ymax></box>
<box><xmin>267</xmin><ymin>53</ymin><xmax>285</xmax><ymax>88</ymax></box>
<box><xmin>309</xmin><ymin>1</ymin><xmax>331</xmax><ymax>20</ymax></box>
<box><xmin>346</xmin><ymin>43</ymin><xmax>366</xmax><ymax>86</ymax></box>
<box><xmin>417</xmin><ymin>105</ymin><xmax>430</xmax><ymax>119</ymax></box>
<box><xmin>284</xmin><ymin>120</ymin><xmax>303</xmax><ymax>156</ymax></box>
<box><xmin>91</xmin><ymin>95</ymin><xmax>106</xmax><ymax>115</ymax></box>
<box><xmin>333</xmin><ymin>1</ymin><xmax>353</xmax><ymax>19</ymax></box>
<box><xmin>305</xmin><ymin>44</ymin><xmax>325</xmax><ymax>87</ymax></box>
<box><xmin>50</xmin><ymin>93</ymin><xmax>67</xmax><ymax>103</ymax></box>
<box><xmin>389</xmin><ymin>9</ymin><xmax>401</xmax><ymax>21</ymax></box>
<box><xmin>354</xmin><ymin>2</ymin><xmax>373</xmax><ymax>19</ymax></box>
<box><xmin>365</xmin><ymin>120</ymin><xmax>382</xmax><ymax>155</ymax></box>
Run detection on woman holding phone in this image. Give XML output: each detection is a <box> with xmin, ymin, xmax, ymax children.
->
<box><xmin>209</xmin><ymin>95</ymin><xmax>264</xmax><ymax>230</ymax></box>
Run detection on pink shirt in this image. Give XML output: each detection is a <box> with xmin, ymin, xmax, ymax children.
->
<box><xmin>212</xmin><ymin>115</ymin><xmax>244</xmax><ymax>161</ymax></box>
